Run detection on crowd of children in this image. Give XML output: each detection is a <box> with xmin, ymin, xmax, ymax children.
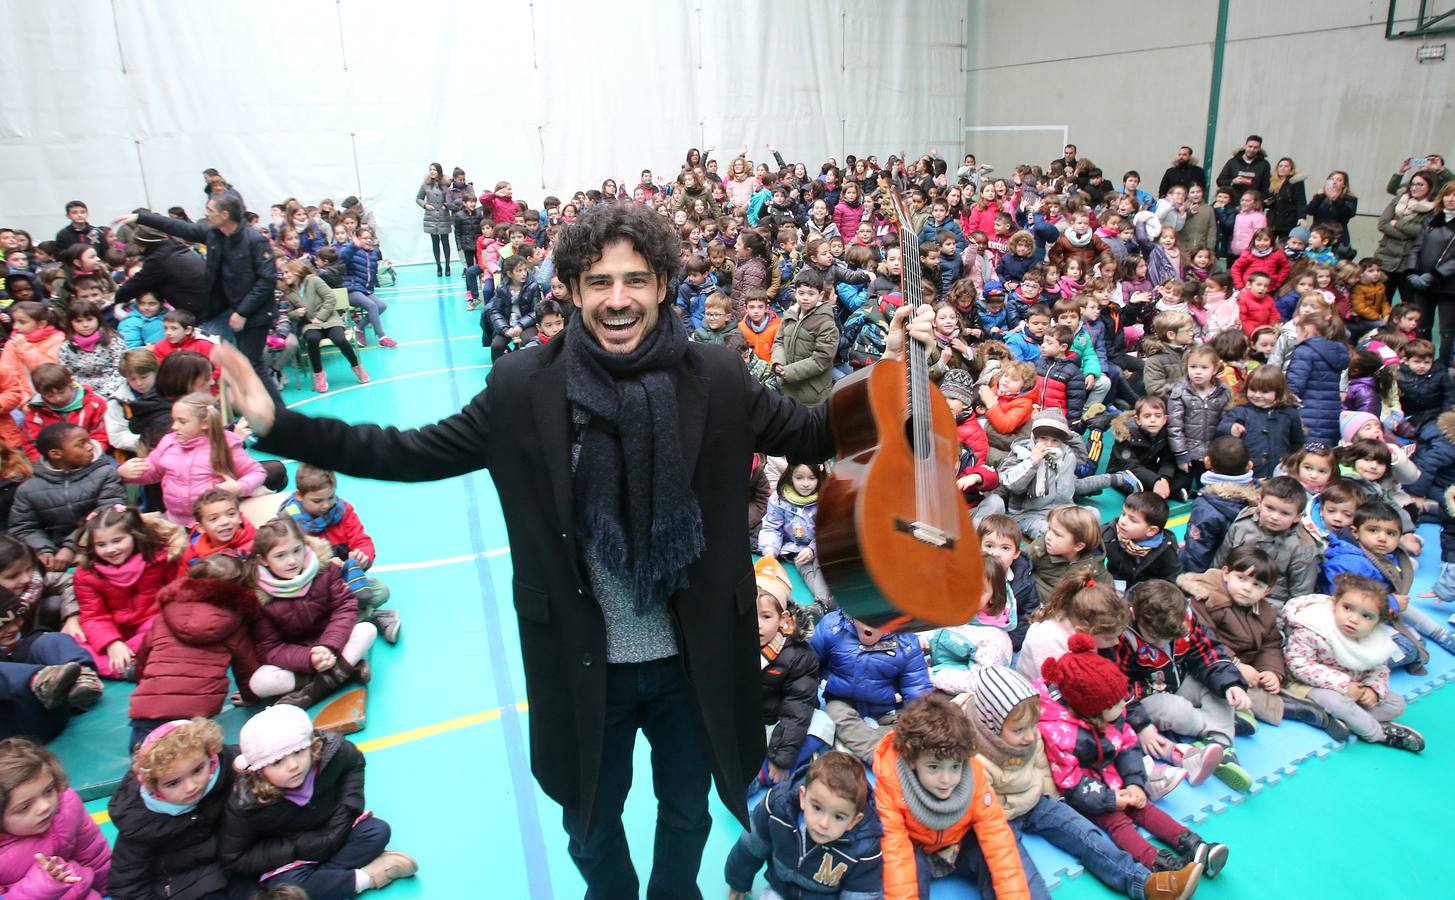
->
<box><xmin>5</xmin><ymin>140</ymin><xmax>1455</xmax><ymax>898</ymax></box>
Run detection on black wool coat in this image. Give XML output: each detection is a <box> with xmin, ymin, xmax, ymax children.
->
<box><xmin>255</xmin><ymin>335</ymin><xmax>834</xmax><ymax>827</ymax></box>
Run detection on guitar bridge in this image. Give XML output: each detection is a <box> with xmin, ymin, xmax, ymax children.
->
<box><xmin>894</xmin><ymin>519</ymin><xmax>955</xmax><ymax>548</ymax></box>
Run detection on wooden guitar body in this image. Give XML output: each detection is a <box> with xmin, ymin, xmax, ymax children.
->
<box><xmin>817</xmin><ymin>357</ymin><xmax>986</xmax><ymax>631</ymax></box>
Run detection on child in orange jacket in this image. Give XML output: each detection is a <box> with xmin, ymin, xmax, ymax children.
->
<box><xmin>979</xmin><ymin>360</ymin><xmax>1037</xmax><ymax>467</ymax></box>
<box><xmin>872</xmin><ymin>692</ymin><xmax>1030</xmax><ymax>900</ymax></box>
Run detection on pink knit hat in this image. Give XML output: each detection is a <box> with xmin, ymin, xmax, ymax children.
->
<box><xmin>234</xmin><ymin>704</ymin><xmax>314</xmax><ymax>772</ymax></box>
<box><xmin>1339</xmin><ymin>410</ymin><xmax>1380</xmax><ymax>446</ymax></box>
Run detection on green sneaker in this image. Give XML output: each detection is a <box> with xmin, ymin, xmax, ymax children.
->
<box><xmin>1211</xmin><ymin>746</ymin><xmax>1253</xmax><ymax>792</ymax></box>
<box><xmin>1233</xmin><ymin>710</ymin><xmax>1258</xmax><ymax>737</ymax></box>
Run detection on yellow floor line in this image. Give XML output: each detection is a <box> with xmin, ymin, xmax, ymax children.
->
<box><xmin>89</xmin><ymin>700</ymin><xmax>531</xmax><ymax>825</ymax></box>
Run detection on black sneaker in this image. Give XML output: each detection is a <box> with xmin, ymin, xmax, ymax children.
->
<box><xmin>1176</xmin><ymin>832</ymin><xmax>1229</xmax><ymax>879</ymax></box>
<box><xmin>1382</xmin><ymin>722</ymin><xmax>1425</xmax><ymax>753</ymax></box>
<box><xmin>1234</xmin><ymin>710</ymin><xmax>1257</xmax><ymax>736</ymax></box>
<box><xmin>1151</xmin><ymin>849</ymin><xmax>1185</xmax><ymax>872</ymax></box>
<box><xmin>68</xmin><ymin>669</ymin><xmax>104</xmax><ymax>712</ymax></box>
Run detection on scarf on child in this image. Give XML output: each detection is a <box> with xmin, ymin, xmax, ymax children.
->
<box><xmin>1251</xmin><ymin>246</ymin><xmax>1274</xmax><ymax>258</ymax></box>
<box><xmin>142</xmin><ymin>755</ymin><xmax>222</xmax><ymax>816</ymax></box>
<box><xmin>1118</xmin><ymin>534</ymin><xmax>1159</xmax><ymax>559</ymax></box>
<box><xmin>782</xmin><ymin>486</ymin><xmax>819</xmax><ymax>507</ymax></box>
<box><xmin>24</xmin><ymin>325</ymin><xmax>60</xmax><ymax>345</ymax></box>
<box><xmin>279</xmin><ymin>494</ymin><xmax>344</xmax><ymax>535</ymax></box>
<box><xmin>564</xmin><ymin>306</ymin><xmax>704</xmax><ymax>616</ymax></box>
<box><xmin>760</xmin><ymin>632</ymin><xmax>786</xmax><ymax>670</ymax></box>
<box><xmin>1032</xmin><ymin>446</ymin><xmax>1065</xmax><ymax>498</ymax></box>
<box><xmin>257</xmin><ymin>549</ymin><xmax>321</xmax><ymax>599</ymax></box>
<box><xmin>71</xmin><ymin>331</ymin><xmax>104</xmax><ymax>352</ymax></box>
<box><xmin>283</xmin><ymin>766</ymin><xmax>318</xmax><ymax>806</ymax></box>
<box><xmin>93</xmin><ymin>553</ymin><xmax>147</xmax><ymax>588</ymax></box>
<box><xmin>1287</xmin><ymin>595</ymin><xmax>1394</xmax><ymax>672</ymax></box>
<box><xmin>896</xmin><ymin>755</ymin><xmax>977</xmax><ymax>832</ymax></box>
<box><xmin>47</xmin><ymin>387</ymin><xmax>86</xmax><ymax>413</ymax></box>
<box><xmin>186</xmin><ymin>518</ymin><xmax>257</xmax><ymax>565</ymax></box>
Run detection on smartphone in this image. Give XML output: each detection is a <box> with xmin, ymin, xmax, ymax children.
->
<box><xmin>1411</xmin><ymin>157</ymin><xmax>1429</xmax><ymax>169</ymax></box>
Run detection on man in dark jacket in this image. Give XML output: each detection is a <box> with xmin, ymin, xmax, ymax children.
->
<box><xmin>114</xmin><ymin>195</ymin><xmax>279</xmax><ymax>401</ymax></box>
<box><xmin>212</xmin><ymin>200</ymin><xmax>935</xmax><ymax>898</ymax></box>
<box><xmin>1215</xmin><ymin>136</ymin><xmax>1271</xmax><ymax>202</ymax></box>
<box><xmin>1158</xmin><ymin>146</ymin><xmax>1207</xmax><ymax>196</ymax></box>
<box><xmin>112</xmin><ymin>225</ymin><xmax>213</xmax><ymax>321</ymax></box>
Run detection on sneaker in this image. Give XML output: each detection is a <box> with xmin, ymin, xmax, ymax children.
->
<box><xmin>1211</xmin><ymin>747</ymin><xmax>1253</xmax><ymax>792</ymax></box>
<box><xmin>355</xmin><ymin>328</ymin><xmax>370</xmax><ymax>348</ymax></box>
<box><xmin>352</xmin><ymin>365</ymin><xmax>370</xmax><ymax>384</ymax></box>
<box><xmin>1382</xmin><ymin>722</ymin><xmax>1426</xmax><ymax>753</ymax></box>
<box><xmin>1143</xmin><ymin>861</ymin><xmax>1203</xmax><ymax>900</ymax></box>
<box><xmin>378</xmin><ymin>336</ymin><xmax>398</xmax><ymax>348</ymax></box>
<box><xmin>1173</xmin><ymin>742</ymin><xmax>1223</xmax><ymax>786</ymax></box>
<box><xmin>1151</xmin><ymin>849</ymin><xmax>1185</xmax><ymax>873</ymax></box>
<box><xmin>1234</xmin><ymin>709</ymin><xmax>1258</xmax><ymax>737</ymax></box>
<box><xmin>1143</xmin><ymin>759</ymin><xmax>1186</xmax><ymax>801</ymax></box>
<box><xmin>68</xmin><ymin>669</ymin><xmax>104</xmax><ymax>712</ymax></box>
<box><xmin>362</xmin><ymin>850</ymin><xmax>418</xmax><ymax>890</ymax></box>
<box><xmin>371</xmin><ymin>609</ymin><xmax>401</xmax><ymax>644</ymax></box>
<box><xmin>313</xmin><ymin>371</ymin><xmax>329</xmax><ymax>393</ymax></box>
<box><xmin>466</xmin><ymin>299</ymin><xmax>480</xmax><ymax>311</ymax></box>
<box><xmin>1192</xmin><ymin>840</ymin><xmax>1230</xmax><ymax>878</ymax></box>
<box><xmin>30</xmin><ymin>663</ymin><xmax>81</xmax><ymax>710</ymax></box>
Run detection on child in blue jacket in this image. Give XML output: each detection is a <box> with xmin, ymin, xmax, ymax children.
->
<box><xmin>810</xmin><ymin>609</ymin><xmax>932</xmax><ymax>763</ymax></box>
<box><xmin>117</xmin><ymin>293</ymin><xmax>167</xmax><ymax>349</ymax></box>
<box><xmin>724</xmin><ymin>752</ymin><xmax>883</xmax><ymax>900</ymax></box>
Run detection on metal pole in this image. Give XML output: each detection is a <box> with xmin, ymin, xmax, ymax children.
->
<box><xmin>110</xmin><ymin>0</ymin><xmax>128</xmax><ymax>73</ymax></box>
<box><xmin>349</xmin><ymin>132</ymin><xmax>362</xmax><ymax>196</ymax></box>
<box><xmin>133</xmin><ymin>140</ymin><xmax>151</xmax><ymax>208</ymax></box>
<box><xmin>1202</xmin><ymin>0</ymin><xmax>1231</xmax><ymax>189</ymax></box>
<box><xmin>336</xmin><ymin>0</ymin><xmax>349</xmax><ymax>71</ymax></box>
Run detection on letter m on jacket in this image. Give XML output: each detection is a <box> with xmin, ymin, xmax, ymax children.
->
<box><xmin>814</xmin><ymin>853</ymin><xmax>847</xmax><ymax>887</ymax></box>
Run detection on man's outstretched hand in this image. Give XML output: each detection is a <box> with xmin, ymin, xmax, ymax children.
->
<box><xmin>213</xmin><ymin>343</ymin><xmax>277</xmax><ymax>436</ymax></box>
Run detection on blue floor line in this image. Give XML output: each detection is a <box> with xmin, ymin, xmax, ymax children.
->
<box><xmin>433</xmin><ymin>293</ymin><xmax>554</xmax><ymax>897</ymax></box>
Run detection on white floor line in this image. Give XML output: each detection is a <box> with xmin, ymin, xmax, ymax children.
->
<box><xmin>372</xmin><ymin>545</ymin><xmax>511</xmax><ymax>573</ymax></box>
<box><xmin>285</xmin><ymin>365</ymin><xmax>490</xmax><ymax>408</ymax></box>
<box><xmin>316</xmin><ymin>334</ymin><xmax>477</xmax><ymax>357</ymax></box>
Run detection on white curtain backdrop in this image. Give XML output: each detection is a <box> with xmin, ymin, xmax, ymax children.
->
<box><xmin>0</xmin><ymin>0</ymin><xmax>967</xmax><ymax>261</ymax></box>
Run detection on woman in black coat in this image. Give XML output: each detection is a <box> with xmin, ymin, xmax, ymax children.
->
<box><xmin>1263</xmin><ymin>157</ymin><xmax>1307</xmax><ymax>239</ymax></box>
<box><xmin>1306</xmin><ymin>171</ymin><xmax>1359</xmax><ymax>257</ymax></box>
<box><xmin>1404</xmin><ymin>183</ymin><xmax>1455</xmax><ymax>366</ymax></box>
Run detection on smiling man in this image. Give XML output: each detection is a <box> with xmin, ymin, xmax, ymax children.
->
<box><xmin>213</xmin><ymin>200</ymin><xmax>934</xmax><ymax>899</ymax></box>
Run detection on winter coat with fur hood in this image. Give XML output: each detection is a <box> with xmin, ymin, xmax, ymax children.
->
<box><xmin>129</xmin><ymin>576</ymin><xmax>262</xmax><ymax>721</ymax></box>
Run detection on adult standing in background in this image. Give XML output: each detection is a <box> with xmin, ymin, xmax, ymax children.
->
<box><xmin>1050</xmin><ymin>143</ymin><xmax>1078</xmax><ymax>177</ymax></box>
<box><xmin>1157</xmin><ymin>145</ymin><xmax>1206</xmax><ymax>197</ymax></box>
<box><xmin>111</xmin><ymin>225</ymin><xmax>212</xmax><ymax>322</ymax></box>
<box><xmin>1264</xmin><ymin>157</ymin><xmax>1307</xmax><ymax>241</ymax></box>
<box><xmin>1215</xmin><ymin>135</ymin><xmax>1271</xmax><ymax>202</ymax></box>
<box><xmin>1402</xmin><ymin>181</ymin><xmax>1455</xmax><ymax>367</ymax></box>
<box><xmin>1306</xmin><ymin>171</ymin><xmax>1358</xmax><ymax>258</ymax></box>
<box><xmin>418</xmin><ymin>162</ymin><xmax>453</xmax><ymax>277</ymax></box>
<box><xmin>1385</xmin><ymin>154</ymin><xmax>1453</xmax><ymax>196</ymax></box>
<box><xmin>1375</xmin><ymin>171</ymin><xmax>1438</xmax><ymax>300</ymax></box>
<box><xmin>112</xmin><ymin>194</ymin><xmax>280</xmax><ymax>402</ymax></box>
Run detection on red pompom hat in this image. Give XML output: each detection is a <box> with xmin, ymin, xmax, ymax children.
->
<box><xmin>1041</xmin><ymin>633</ymin><xmax>1129</xmax><ymax>720</ymax></box>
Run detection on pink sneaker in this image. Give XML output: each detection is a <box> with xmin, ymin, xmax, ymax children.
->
<box><xmin>353</xmin><ymin>365</ymin><xmax>370</xmax><ymax>384</ymax></box>
<box><xmin>312</xmin><ymin>372</ymin><xmax>328</xmax><ymax>393</ymax></box>
<box><xmin>1143</xmin><ymin>758</ymin><xmax>1187</xmax><ymax>800</ymax></box>
<box><xmin>1174</xmin><ymin>742</ymin><xmax>1224</xmax><ymax>786</ymax></box>
<box><xmin>378</xmin><ymin>336</ymin><xmax>398</xmax><ymax>348</ymax></box>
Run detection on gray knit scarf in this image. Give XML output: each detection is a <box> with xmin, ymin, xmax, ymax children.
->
<box><xmin>564</xmin><ymin>307</ymin><xmax>705</xmax><ymax>615</ymax></box>
<box><xmin>895</xmin><ymin>757</ymin><xmax>977</xmax><ymax>832</ymax></box>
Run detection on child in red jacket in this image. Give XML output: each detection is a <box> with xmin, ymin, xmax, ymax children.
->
<box><xmin>1235</xmin><ymin>272</ymin><xmax>1278</xmax><ymax>338</ymax></box>
<box><xmin>20</xmin><ymin>364</ymin><xmax>109</xmax><ymax>462</ymax></box>
<box><xmin>939</xmin><ymin>370</ymin><xmax>999</xmax><ymax>507</ymax></box>
<box><xmin>148</xmin><ymin>310</ymin><xmax>216</xmax><ymax>364</ymax></box>
<box><xmin>1229</xmin><ymin>228</ymin><xmax>1289</xmax><ymax>293</ymax></box>
<box><xmin>128</xmin><ymin>555</ymin><xmax>260</xmax><ymax>750</ymax></box>
<box><xmin>181</xmin><ymin>490</ymin><xmax>258</xmax><ymax>567</ymax></box>
<box><xmin>72</xmin><ymin>505</ymin><xmax>183</xmax><ymax>680</ymax></box>
<box><xmin>277</xmin><ymin>465</ymin><xmax>397</xmax><ymax>643</ymax></box>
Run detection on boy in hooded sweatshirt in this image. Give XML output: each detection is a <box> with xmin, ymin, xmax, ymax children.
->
<box><xmin>1179</xmin><ymin>436</ymin><xmax>1258</xmax><ymax>572</ymax></box>
<box><xmin>962</xmin><ymin>666</ymin><xmax>1204</xmax><ymax>900</ymax></box>
<box><xmin>724</xmin><ymin>751</ymin><xmax>883</xmax><ymax>900</ymax></box>
<box><xmin>873</xmin><ymin>692</ymin><xmax>1030</xmax><ymax>900</ymax></box>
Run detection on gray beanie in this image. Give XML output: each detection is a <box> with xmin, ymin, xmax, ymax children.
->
<box><xmin>939</xmin><ymin>369</ymin><xmax>976</xmax><ymax>408</ymax></box>
<box><xmin>968</xmin><ymin>665</ymin><xmax>1039</xmax><ymax>734</ymax></box>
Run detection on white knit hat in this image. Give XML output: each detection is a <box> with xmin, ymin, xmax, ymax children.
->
<box><xmin>968</xmin><ymin>665</ymin><xmax>1039</xmax><ymax>735</ymax></box>
<box><xmin>234</xmin><ymin>704</ymin><xmax>314</xmax><ymax>772</ymax></box>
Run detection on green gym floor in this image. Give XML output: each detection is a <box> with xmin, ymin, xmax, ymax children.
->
<box><xmin>62</xmin><ymin>264</ymin><xmax>1451</xmax><ymax>899</ymax></box>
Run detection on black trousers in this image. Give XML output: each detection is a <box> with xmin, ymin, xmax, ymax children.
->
<box><xmin>561</xmin><ymin>656</ymin><xmax>712</xmax><ymax>900</ymax></box>
<box><xmin>235</xmin><ymin>322</ymin><xmax>283</xmax><ymax>406</ymax></box>
<box><xmin>304</xmin><ymin>327</ymin><xmax>360</xmax><ymax>371</ymax></box>
<box><xmin>431</xmin><ymin>233</ymin><xmax>452</xmax><ymax>265</ymax></box>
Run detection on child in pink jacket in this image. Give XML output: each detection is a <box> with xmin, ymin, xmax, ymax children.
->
<box><xmin>118</xmin><ymin>393</ymin><xmax>265</xmax><ymax>527</ymax></box>
<box><xmin>0</xmin><ymin>738</ymin><xmax>111</xmax><ymax>899</ymax></box>
<box><xmin>1228</xmin><ymin>191</ymin><xmax>1268</xmax><ymax>258</ymax></box>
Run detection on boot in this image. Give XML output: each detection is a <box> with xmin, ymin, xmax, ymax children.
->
<box><xmin>444</xmin><ymin>261</ymin><xmax>451</xmax><ymax>276</ymax></box>
<box><xmin>1143</xmin><ymin>861</ymin><xmax>1202</xmax><ymax>900</ymax></box>
<box><xmin>436</xmin><ymin>263</ymin><xmax>443</xmax><ymax>277</ymax></box>
<box><xmin>353</xmin><ymin>659</ymin><xmax>372</xmax><ymax>685</ymax></box>
<box><xmin>352</xmin><ymin>365</ymin><xmax>370</xmax><ymax>384</ymax></box>
<box><xmin>362</xmin><ymin>850</ymin><xmax>418</xmax><ymax>890</ymax></box>
<box><xmin>1150</xmin><ymin>849</ymin><xmax>1185</xmax><ymax>873</ymax></box>
<box><xmin>1280</xmin><ymin>694</ymin><xmax>1350</xmax><ymax>741</ymax></box>
<box><xmin>30</xmin><ymin>663</ymin><xmax>81</xmax><ymax>710</ymax></box>
<box><xmin>68</xmin><ymin>669</ymin><xmax>104</xmax><ymax>712</ymax></box>
<box><xmin>1143</xmin><ymin>758</ymin><xmax>1186</xmax><ymax>801</ymax></box>
<box><xmin>313</xmin><ymin>371</ymin><xmax>329</xmax><ymax>393</ymax></box>
<box><xmin>278</xmin><ymin>661</ymin><xmax>353</xmax><ymax>709</ymax></box>
<box><xmin>1175</xmin><ymin>831</ymin><xmax>1229</xmax><ymax>878</ymax></box>
<box><xmin>1382</xmin><ymin>722</ymin><xmax>1426</xmax><ymax>753</ymax></box>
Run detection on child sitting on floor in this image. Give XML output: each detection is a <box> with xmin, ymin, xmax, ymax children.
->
<box><xmin>873</xmin><ymin>693</ymin><xmax>1030</xmax><ymax>900</ymax></box>
<box><xmin>1167</xmin><ymin>345</ymin><xmax>1232</xmax><ymax>491</ymax></box>
<box><xmin>978</xmin><ymin>360</ymin><xmax>1037</xmax><ymax>465</ymax></box>
<box><xmin>1212</xmin><ymin>475</ymin><xmax>1320</xmax><ymax>607</ymax></box>
<box><xmin>964</xmin><ymin>665</ymin><xmax>1204</xmax><ymax>899</ymax></box>
<box><xmin>8</xmin><ymin>422</ymin><xmax>126</xmax><ymax>571</ymax></box>
<box><xmin>1281</xmin><ymin>575</ymin><xmax>1425</xmax><ymax>753</ymax></box>
<box><xmin>71</xmin><ymin>504</ymin><xmax>181</xmax><ymax>681</ymax></box>
<box><xmin>1027</xmin><ymin>504</ymin><xmax>1108</xmax><ymax>600</ymax></box>
<box><xmin>1182</xmin><ymin>545</ymin><xmax>1350</xmax><ymax>740</ymax></box>
<box><xmin>107</xmin><ymin>718</ymin><xmax>242</xmax><ymax>900</ymax></box>
<box><xmin>0</xmin><ymin>737</ymin><xmax>111</xmax><ymax>897</ymax></box>
<box><xmin>127</xmin><ymin>555</ymin><xmax>261</xmax><ymax>750</ymax></box>
<box><xmin>753</xmin><ymin>557</ymin><xmax>831</xmax><ymax>786</ymax></box>
<box><xmin>278</xmin><ymin>465</ymin><xmax>396</xmax><ymax>643</ymax></box>
<box><xmin>991</xmin><ymin>409</ymin><xmax>1123</xmax><ymax>539</ymax></box>
<box><xmin>922</xmin><ymin>559</ymin><xmax>1016</xmax><ymax>687</ymax></box>
<box><xmin>1037</xmin><ymin>637</ymin><xmax>1230</xmax><ymax>879</ymax></box>
<box><xmin>1115</xmin><ymin>579</ymin><xmax>1253</xmax><ymax>792</ymax></box>
<box><xmin>1101</xmin><ymin>491</ymin><xmax>1183</xmax><ymax>590</ymax></box>
<box><xmin>1016</xmin><ymin>571</ymin><xmax>1126</xmax><ymax>681</ymax></box>
<box><xmin>182</xmin><ymin>489</ymin><xmax>257</xmax><ymax>566</ymax></box>
<box><xmin>1107</xmin><ymin>397</ymin><xmax>1182</xmax><ymax>500</ymax></box>
<box><xmin>977</xmin><ymin>515</ymin><xmax>1040</xmax><ymax>651</ymax></box>
<box><xmin>810</xmin><ymin>609</ymin><xmax>932</xmax><ymax>764</ymax></box>
<box><xmin>1299</xmin><ymin>477</ymin><xmax>1362</xmax><ymax>555</ymax></box>
<box><xmin>218</xmin><ymin>704</ymin><xmax>418</xmax><ymax>897</ymax></box>
<box><xmin>759</xmin><ymin>461</ymin><xmax>835</xmax><ymax>622</ymax></box>
<box><xmin>724</xmin><ymin>751</ymin><xmax>883</xmax><ymax>900</ymax></box>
